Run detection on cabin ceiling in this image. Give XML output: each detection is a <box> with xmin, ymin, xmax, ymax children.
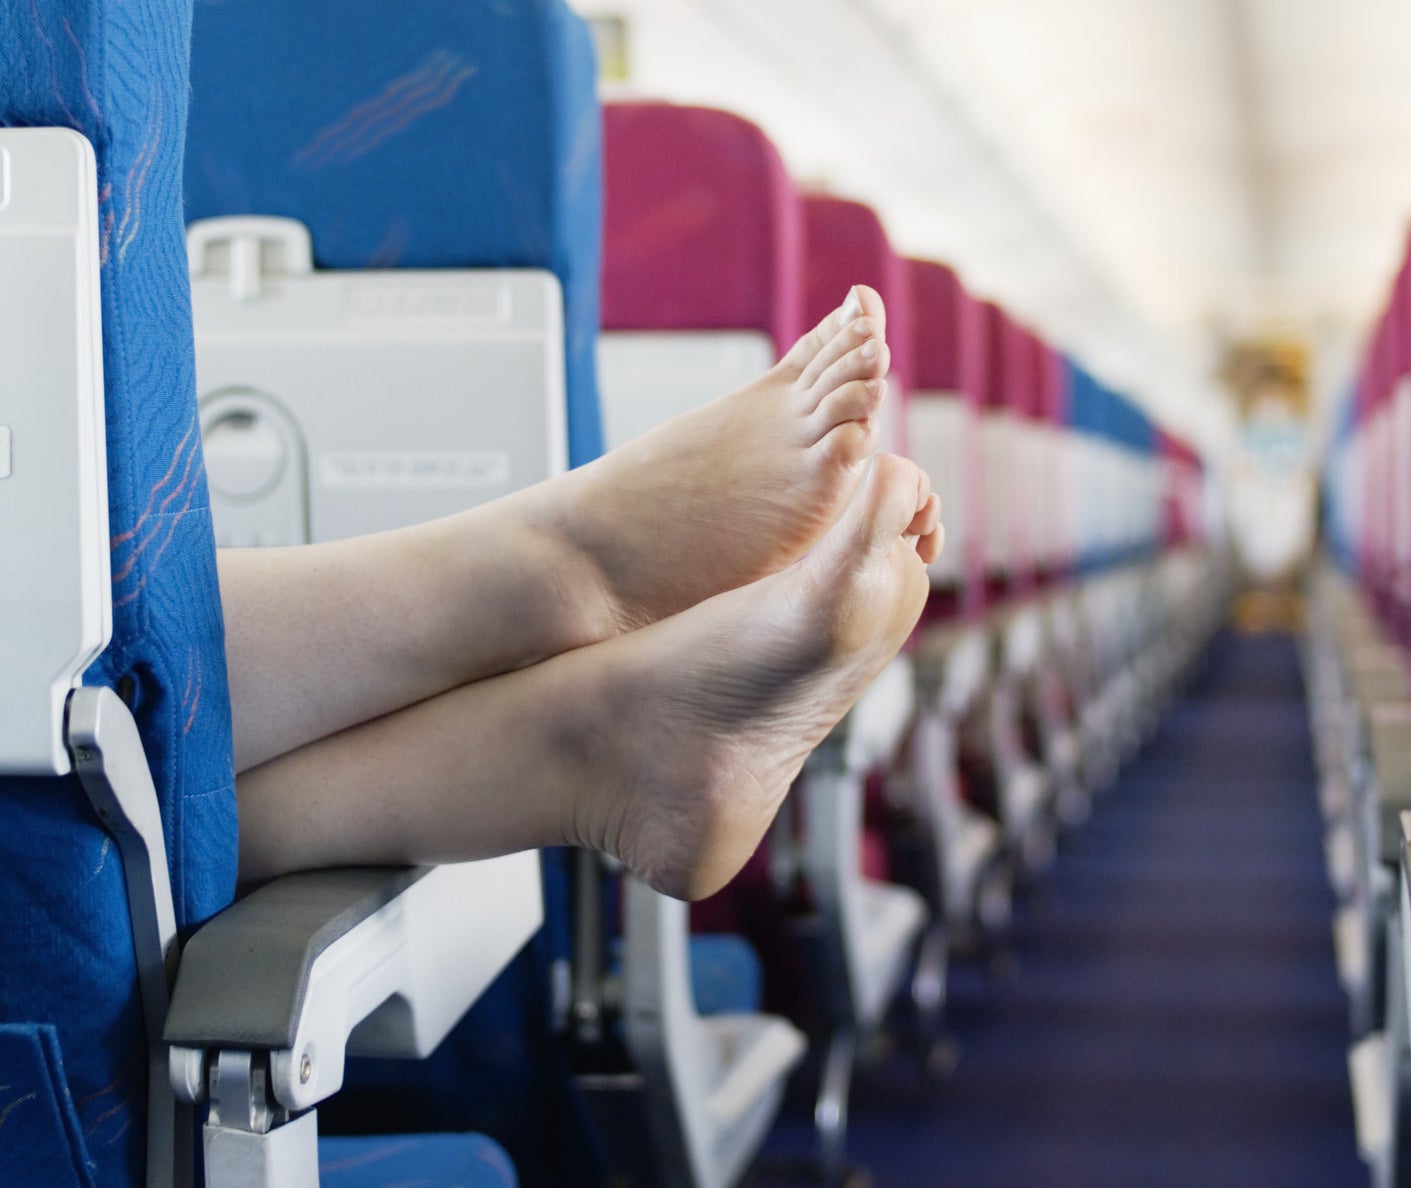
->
<box><xmin>575</xmin><ymin>0</ymin><xmax>1411</xmax><ymax>452</ymax></box>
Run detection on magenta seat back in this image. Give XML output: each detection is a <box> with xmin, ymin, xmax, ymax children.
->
<box><xmin>802</xmin><ymin>194</ymin><xmax>912</xmax><ymax>455</ymax></box>
<box><xmin>978</xmin><ymin>301</ymin><xmax>1040</xmax><ymax>596</ymax></box>
<box><xmin>1037</xmin><ymin>338</ymin><xmax>1073</xmax><ymax>580</ymax></box>
<box><xmin>907</xmin><ymin>257</ymin><xmax>986</xmax><ymax>618</ymax></box>
<box><xmin>602</xmin><ymin>102</ymin><xmax>804</xmax><ymax>352</ymax></box>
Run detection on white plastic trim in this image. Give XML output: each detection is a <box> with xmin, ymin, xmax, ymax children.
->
<box><xmin>597</xmin><ymin>328</ymin><xmax>775</xmax><ymax>451</ymax></box>
<box><xmin>204</xmin><ymin>1107</ymin><xmax>320</xmax><ymax>1188</ymax></box>
<box><xmin>269</xmin><ymin>852</ymin><xmax>542</xmax><ymax>1112</ymax></box>
<box><xmin>0</xmin><ymin>128</ymin><xmax>109</xmax><ymax>776</ymax></box>
<box><xmin>188</xmin><ymin>216</ymin><xmax>314</xmax><ymax>299</ymax></box>
<box><xmin>622</xmin><ymin>878</ymin><xmax>805</xmax><ymax>1188</ymax></box>
<box><xmin>188</xmin><ymin>216</ymin><xmax>567</xmax><ymax>546</ymax></box>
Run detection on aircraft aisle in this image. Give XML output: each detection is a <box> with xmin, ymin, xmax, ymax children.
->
<box><xmin>753</xmin><ymin>624</ymin><xmax>1364</xmax><ymax>1188</ymax></box>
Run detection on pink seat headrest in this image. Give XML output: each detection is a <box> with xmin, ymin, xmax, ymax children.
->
<box><xmin>906</xmin><ymin>258</ymin><xmax>984</xmax><ymax>404</ymax></box>
<box><xmin>802</xmin><ymin>193</ymin><xmax>912</xmax><ymax>393</ymax></box>
<box><xmin>602</xmin><ymin>102</ymin><xmax>804</xmax><ymax>354</ymax></box>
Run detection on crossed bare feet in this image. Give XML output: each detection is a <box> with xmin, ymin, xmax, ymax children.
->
<box><xmin>545</xmin><ymin>284</ymin><xmax>893</xmax><ymax>632</ymax></box>
<box><xmin>229</xmin><ymin>285</ymin><xmax>943</xmax><ymax>904</ymax></box>
<box><xmin>571</xmin><ymin>452</ymin><xmax>940</xmax><ymax>900</ymax></box>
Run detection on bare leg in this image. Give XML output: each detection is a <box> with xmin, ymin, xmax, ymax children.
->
<box><xmin>235</xmin><ymin>454</ymin><xmax>940</xmax><ymax>900</ymax></box>
<box><xmin>223</xmin><ymin>286</ymin><xmax>893</xmax><ymax>771</ymax></box>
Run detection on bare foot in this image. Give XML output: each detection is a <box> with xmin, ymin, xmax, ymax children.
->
<box><xmin>578</xmin><ymin>453</ymin><xmax>941</xmax><ymax>900</ymax></box>
<box><xmin>546</xmin><ymin>285</ymin><xmax>893</xmax><ymax>631</ymax></box>
<box><xmin>231</xmin><ymin>457</ymin><xmax>940</xmax><ymax>892</ymax></box>
<box><xmin>219</xmin><ymin>287</ymin><xmax>895</xmax><ymax>775</ymax></box>
<box><xmin>221</xmin><ymin>283</ymin><xmax>903</xmax><ymax>773</ymax></box>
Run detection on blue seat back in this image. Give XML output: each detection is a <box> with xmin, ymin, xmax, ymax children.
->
<box><xmin>184</xmin><ymin>3</ymin><xmax>606</xmax><ymax>1182</ymax></box>
<box><xmin>0</xmin><ymin>1</ymin><xmax>235</xmax><ymax>1183</ymax></box>
<box><xmin>184</xmin><ymin>0</ymin><xmax>604</xmax><ymax>469</ymax></box>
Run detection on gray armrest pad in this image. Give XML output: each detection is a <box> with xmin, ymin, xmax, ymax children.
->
<box><xmin>165</xmin><ymin>866</ymin><xmax>429</xmax><ymax>1049</ymax></box>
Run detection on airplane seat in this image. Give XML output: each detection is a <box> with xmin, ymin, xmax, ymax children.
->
<box><xmin>598</xmin><ymin>100</ymin><xmax>804</xmax><ymax>448</ymax></box>
<box><xmin>1305</xmin><ymin>569</ymin><xmax>1364</xmax><ymax>875</ymax></box>
<box><xmin>1313</xmin><ymin>301</ymin><xmax>1411</xmax><ymax>1185</ymax></box>
<box><xmin>182</xmin><ymin>1</ymin><xmax>610</xmax><ymax>1181</ymax></box>
<box><xmin>184</xmin><ymin>0</ymin><xmax>603</xmax><ymax>470</ymax></box>
<box><xmin>961</xmin><ymin>302</ymin><xmax>1056</xmax><ymax>874</ymax></box>
<box><xmin>1037</xmin><ymin>339</ymin><xmax>1075</xmax><ymax>590</ymax></box>
<box><xmin>1054</xmin><ymin>360</ymin><xmax>1104</xmax><ymax>784</ymax></box>
<box><xmin>899</xmin><ymin>258</ymin><xmax>1011</xmax><ymax>954</ymax></box>
<box><xmin>1092</xmin><ymin>387</ymin><xmax>1151</xmax><ymax>767</ymax></box>
<box><xmin>1359</xmin><ymin>325</ymin><xmax>1395</xmax><ymax>629</ymax></box>
<box><xmin>585</xmin><ymin>98</ymin><xmax>815</xmax><ymax>1188</ymax></box>
<box><xmin>802</xmin><ymin>192</ymin><xmax>912</xmax><ymax>452</ymax></box>
<box><xmin>1155</xmin><ymin>431</ymin><xmax>1212</xmax><ymax>697</ymax></box>
<box><xmin>1026</xmin><ymin>336</ymin><xmax>1088</xmax><ymax>824</ymax></box>
<box><xmin>978</xmin><ymin>301</ymin><xmax>1016</xmax><ymax>607</ymax></box>
<box><xmin>905</xmin><ymin>259</ymin><xmax>978</xmax><ymax>605</ymax></box>
<box><xmin>1157</xmin><ymin>432</ymin><xmax>1197</xmax><ymax>687</ymax></box>
<box><xmin>1</xmin><ymin>3</ymin><xmax>526</xmax><ymax>1185</ymax></box>
<box><xmin>1390</xmin><ymin>262</ymin><xmax>1411</xmax><ymax>647</ymax></box>
<box><xmin>1309</xmin><ymin>583</ymin><xmax>1408</xmax><ymax>1045</ymax></box>
<box><xmin>1</xmin><ymin>8</ymin><xmax>231</xmax><ymax>1182</ymax></box>
<box><xmin>1122</xmin><ymin>402</ymin><xmax>1168</xmax><ymax>738</ymax></box>
<box><xmin>736</xmin><ymin>191</ymin><xmax>928</xmax><ymax>1182</ymax></box>
<box><xmin>598</xmin><ymin>94</ymin><xmax>805</xmax><ymax>1002</ymax></box>
<box><xmin>1382</xmin><ymin>809</ymin><xmax>1411</xmax><ymax>1187</ymax></box>
<box><xmin>1344</xmin><ymin>680</ymin><xmax>1411</xmax><ymax>1182</ymax></box>
<box><xmin>1159</xmin><ymin>438</ymin><xmax>1217</xmax><ymax>696</ymax></box>
<box><xmin>1007</xmin><ymin>321</ymin><xmax>1043</xmax><ymax>602</ymax></box>
<box><xmin>1066</xmin><ymin>363</ymin><xmax>1125</xmax><ymax>790</ymax></box>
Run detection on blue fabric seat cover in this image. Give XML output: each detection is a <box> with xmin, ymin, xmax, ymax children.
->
<box><xmin>0</xmin><ymin>1</ymin><xmax>236</xmax><ymax>1182</ymax></box>
<box><xmin>0</xmin><ymin>1025</ymin><xmax>97</xmax><ymax>1187</ymax></box>
<box><xmin>320</xmin><ymin>1133</ymin><xmax>517</xmax><ymax>1188</ymax></box>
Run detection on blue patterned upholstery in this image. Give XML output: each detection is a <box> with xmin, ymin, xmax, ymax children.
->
<box><xmin>0</xmin><ymin>2</ymin><xmax>235</xmax><ymax>1183</ymax></box>
<box><xmin>184</xmin><ymin>3</ymin><xmax>606</xmax><ymax>1183</ymax></box>
<box><xmin>686</xmin><ymin>934</ymin><xmax>765</xmax><ymax>1017</ymax></box>
<box><xmin>320</xmin><ymin>1133</ymin><xmax>517</xmax><ymax>1188</ymax></box>
<box><xmin>1</xmin><ymin>3</ymin><xmax>519</xmax><ymax>1184</ymax></box>
<box><xmin>185</xmin><ymin>0</ymin><xmax>604</xmax><ymax>469</ymax></box>
<box><xmin>0</xmin><ymin>1025</ymin><xmax>95</xmax><ymax>1187</ymax></box>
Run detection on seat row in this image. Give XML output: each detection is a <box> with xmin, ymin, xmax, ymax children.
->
<box><xmin>0</xmin><ymin>1</ymin><xmax>1231</xmax><ymax>1185</ymax></box>
<box><xmin>1307</xmin><ymin>229</ymin><xmax>1411</xmax><ymax>1188</ymax></box>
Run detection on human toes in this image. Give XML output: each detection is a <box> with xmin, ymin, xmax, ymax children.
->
<box><xmin>916</xmin><ymin>520</ymin><xmax>945</xmax><ymax>565</ymax></box>
<box><xmin>797</xmin><ymin>326</ymin><xmax>891</xmax><ymax>404</ymax></box>
<box><xmin>780</xmin><ymin>283</ymin><xmax>887</xmax><ymax>376</ymax></box>
<box><xmin>810</xmin><ymin>378</ymin><xmax>887</xmax><ymax>449</ymax></box>
<box><xmin>907</xmin><ymin>493</ymin><xmax>944</xmax><ymax>564</ymax></box>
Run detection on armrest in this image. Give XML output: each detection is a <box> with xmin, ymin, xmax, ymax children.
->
<box><xmin>167</xmin><ymin>852</ymin><xmax>541</xmax><ymax>1114</ymax></box>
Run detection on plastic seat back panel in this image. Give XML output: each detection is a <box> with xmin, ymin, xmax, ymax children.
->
<box><xmin>185</xmin><ymin>0</ymin><xmax>603</xmax><ymax>469</ymax></box>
